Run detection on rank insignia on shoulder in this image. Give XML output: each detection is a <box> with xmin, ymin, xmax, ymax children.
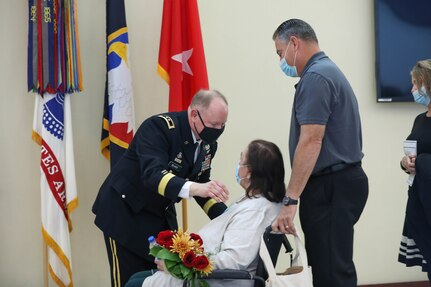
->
<box><xmin>158</xmin><ymin>115</ymin><xmax>175</xmax><ymax>129</ymax></box>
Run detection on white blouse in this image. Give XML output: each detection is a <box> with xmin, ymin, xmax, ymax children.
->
<box><xmin>142</xmin><ymin>194</ymin><xmax>281</xmax><ymax>287</ymax></box>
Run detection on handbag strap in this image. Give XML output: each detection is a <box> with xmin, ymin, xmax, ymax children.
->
<box><xmin>259</xmin><ymin>237</ymin><xmax>278</xmax><ymax>278</ymax></box>
<box><xmin>292</xmin><ymin>234</ymin><xmax>309</xmax><ymax>268</ymax></box>
<box><xmin>259</xmin><ymin>234</ymin><xmax>309</xmax><ymax>278</ymax></box>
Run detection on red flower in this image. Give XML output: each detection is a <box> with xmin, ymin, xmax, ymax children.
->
<box><xmin>156</xmin><ymin>230</ymin><xmax>174</xmax><ymax>248</ymax></box>
<box><xmin>193</xmin><ymin>255</ymin><xmax>210</xmax><ymax>270</ymax></box>
<box><xmin>182</xmin><ymin>251</ymin><xmax>196</xmax><ymax>268</ymax></box>
<box><xmin>190</xmin><ymin>233</ymin><xmax>203</xmax><ymax>246</ymax></box>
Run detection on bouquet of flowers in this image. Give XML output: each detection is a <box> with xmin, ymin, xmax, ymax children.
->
<box><xmin>149</xmin><ymin>228</ymin><xmax>213</xmax><ymax>287</ymax></box>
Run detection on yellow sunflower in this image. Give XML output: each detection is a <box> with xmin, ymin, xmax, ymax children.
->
<box><xmin>196</xmin><ymin>257</ymin><xmax>214</xmax><ymax>276</ymax></box>
<box><xmin>191</xmin><ymin>241</ymin><xmax>204</xmax><ymax>254</ymax></box>
<box><xmin>176</xmin><ymin>227</ymin><xmax>185</xmax><ymax>237</ymax></box>
<box><xmin>170</xmin><ymin>229</ymin><xmax>193</xmax><ymax>258</ymax></box>
<box><xmin>200</xmin><ymin>262</ymin><xmax>213</xmax><ymax>276</ymax></box>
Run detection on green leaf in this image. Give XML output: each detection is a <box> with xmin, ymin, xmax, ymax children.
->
<box><xmin>165</xmin><ymin>260</ymin><xmax>180</xmax><ymax>271</ymax></box>
<box><xmin>156</xmin><ymin>248</ymin><xmax>181</xmax><ymax>262</ymax></box>
<box><xmin>166</xmin><ymin>261</ymin><xmax>185</xmax><ymax>279</ymax></box>
<box><xmin>148</xmin><ymin>246</ymin><xmax>163</xmax><ymax>258</ymax></box>
<box><xmin>199</xmin><ymin>279</ymin><xmax>210</xmax><ymax>287</ymax></box>
<box><xmin>179</xmin><ymin>264</ymin><xmax>192</xmax><ymax>279</ymax></box>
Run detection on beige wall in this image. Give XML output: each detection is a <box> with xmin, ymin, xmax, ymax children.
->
<box><xmin>1</xmin><ymin>0</ymin><xmax>428</xmax><ymax>285</ymax></box>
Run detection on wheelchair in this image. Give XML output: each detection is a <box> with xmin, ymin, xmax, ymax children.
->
<box><xmin>182</xmin><ymin>226</ymin><xmax>293</xmax><ymax>287</ymax></box>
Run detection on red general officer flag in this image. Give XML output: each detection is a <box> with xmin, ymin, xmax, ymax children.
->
<box><xmin>157</xmin><ymin>0</ymin><xmax>209</xmax><ymax>112</ymax></box>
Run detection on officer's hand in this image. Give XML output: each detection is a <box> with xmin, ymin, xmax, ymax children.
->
<box><xmin>271</xmin><ymin>205</ymin><xmax>297</xmax><ymax>235</ymax></box>
<box><xmin>190</xmin><ymin>180</ymin><xmax>229</xmax><ymax>202</ymax></box>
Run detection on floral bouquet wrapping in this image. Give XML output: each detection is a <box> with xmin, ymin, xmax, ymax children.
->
<box><xmin>149</xmin><ymin>228</ymin><xmax>213</xmax><ymax>287</ymax></box>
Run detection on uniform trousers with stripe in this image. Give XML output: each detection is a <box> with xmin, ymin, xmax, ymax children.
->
<box><xmin>299</xmin><ymin>165</ymin><xmax>368</xmax><ymax>287</ymax></box>
<box><xmin>104</xmin><ymin>235</ymin><xmax>156</xmax><ymax>287</ymax></box>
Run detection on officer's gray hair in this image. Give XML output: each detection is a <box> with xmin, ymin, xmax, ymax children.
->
<box><xmin>273</xmin><ymin>18</ymin><xmax>318</xmax><ymax>44</ymax></box>
<box><xmin>190</xmin><ymin>89</ymin><xmax>228</xmax><ymax>109</ymax></box>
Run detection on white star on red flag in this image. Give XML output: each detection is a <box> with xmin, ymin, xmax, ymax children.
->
<box><xmin>171</xmin><ymin>48</ymin><xmax>194</xmax><ymax>75</ymax></box>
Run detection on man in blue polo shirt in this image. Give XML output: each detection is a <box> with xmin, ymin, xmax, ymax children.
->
<box><xmin>271</xmin><ymin>19</ymin><xmax>369</xmax><ymax>287</ymax></box>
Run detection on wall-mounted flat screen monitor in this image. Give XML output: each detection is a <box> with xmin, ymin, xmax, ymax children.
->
<box><xmin>374</xmin><ymin>0</ymin><xmax>431</xmax><ymax>102</ymax></box>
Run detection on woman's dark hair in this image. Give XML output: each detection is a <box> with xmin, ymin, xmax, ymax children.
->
<box><xmin>245</xmin><ymin>139</ymin><xmax>285</xmax><ymax>202</ymax></box>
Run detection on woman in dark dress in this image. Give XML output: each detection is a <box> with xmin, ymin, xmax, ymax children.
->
<box><xmin>399</xmin><ymin>59</ymin><xmax>431</xmax><ymax>282</ymax></box>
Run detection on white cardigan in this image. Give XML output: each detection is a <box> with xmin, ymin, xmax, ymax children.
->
<box><xmin>142</xmin><ymin>194</ymin><xmax>281</xmax><ymax>287</ymax></box>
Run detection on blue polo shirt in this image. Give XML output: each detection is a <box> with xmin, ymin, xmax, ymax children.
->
<box><xmin>289</xmin><ymin>52</ymin><xmax>364</xmax><ymax>173</ymax></box>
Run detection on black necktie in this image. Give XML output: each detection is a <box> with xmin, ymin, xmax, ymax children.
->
<box><xmin>194</xmin><ymin>142</ymin><xmax>201</xmax><ymax>163</ymax></box>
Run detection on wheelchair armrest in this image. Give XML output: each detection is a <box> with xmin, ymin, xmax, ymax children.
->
<box><xmin>204</xmin><ymin>269</ymin><xmax>255</xmax><ymax>279</ymax></box>
<box><xmin>182</xmin><ymin>269</ymin><xmax>265</xmax><ymax>286</ymax></box>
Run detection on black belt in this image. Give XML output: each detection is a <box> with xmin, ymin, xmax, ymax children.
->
<box><xmin>311</xmin><ymin>162</ymin><xmax>361</xmax><ymax>177</ymax></box>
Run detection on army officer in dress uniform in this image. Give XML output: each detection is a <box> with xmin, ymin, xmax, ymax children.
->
<box><xmin>92</xmin><ymin>89</ymin><xmax>230</xmax><ymax>287</ymax></box>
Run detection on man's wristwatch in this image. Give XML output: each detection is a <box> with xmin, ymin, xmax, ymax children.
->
<box><xmin>282</xmin><ymin>196</ymin><xmax>298</xmax><ymax>206</ymax></box>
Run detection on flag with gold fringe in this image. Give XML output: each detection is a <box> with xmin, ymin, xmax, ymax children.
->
<box><xmin>158</xmin><ymin>0</ymin><xmax>210</xmax><ymax>231</ymax></box>
<box><xmin>100</xmin><ymin>0</ymin><xmax>135</xmax><ymax>167</ymax></box>
<box><xmin>32</xmin><ymin>93</ymin><xmax>78</xmax><ymax>287</ymax></box>
<box><xmin>158</xmin><ymin>0</ymin><xmax>209</xmax><ymax>112</ymax></box>
<box><xmin>28</xmin><ymin>0</ymin><xmax>81</xmax><ymax>286</ymax></box>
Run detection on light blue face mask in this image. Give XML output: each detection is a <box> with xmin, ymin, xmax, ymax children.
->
<box><xmin>412</xmin><ymin>87</ymin><xmax>430</xmax><ymax>107</ymax></box>
<box><xmin>279</xmin><ymin>41</ymin><xmax>298</xmax><ymax>78</ymax></box>
<box><xmin>235</xmin><ymin>162</ymin><xmax>248</xmax><ymax>184</ymax></box>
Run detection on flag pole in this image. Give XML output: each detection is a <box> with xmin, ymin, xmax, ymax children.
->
<box><xmin>182</xmin><ymin>199</ymin><xmax>188</xmax><ymax>231</ymax></box>
<box><xmin>158</xmin><ymin>0</ymin><xmax>208</xmax><ymax>233</ymax></box>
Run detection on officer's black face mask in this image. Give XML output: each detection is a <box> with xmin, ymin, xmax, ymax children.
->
<box><xmin>194</xmin><ymin>110</ymin><xmax>225</xmax><ymax>144</ymax></box>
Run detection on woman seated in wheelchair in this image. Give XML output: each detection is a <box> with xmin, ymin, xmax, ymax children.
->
<box><xmin>126</xmin><ymin>139</ymin><xmax>285</xmax><ymax>287</ymax></box>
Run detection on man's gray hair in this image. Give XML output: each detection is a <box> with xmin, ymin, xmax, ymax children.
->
<box><xmin>190</xmin><ymin>89</ymin><xmax>228</xmax><ymax>109</ymax></box>
<box><xmin>273</xmin><ymin>18</ymin><xmax>318</xmax><ymax>44</ymax></box>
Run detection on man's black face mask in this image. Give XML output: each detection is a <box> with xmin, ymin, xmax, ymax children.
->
<box><xmin>194</xmin><ymin>110</ymin><xmax>225</xmax><ymax>144</ymax></box>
